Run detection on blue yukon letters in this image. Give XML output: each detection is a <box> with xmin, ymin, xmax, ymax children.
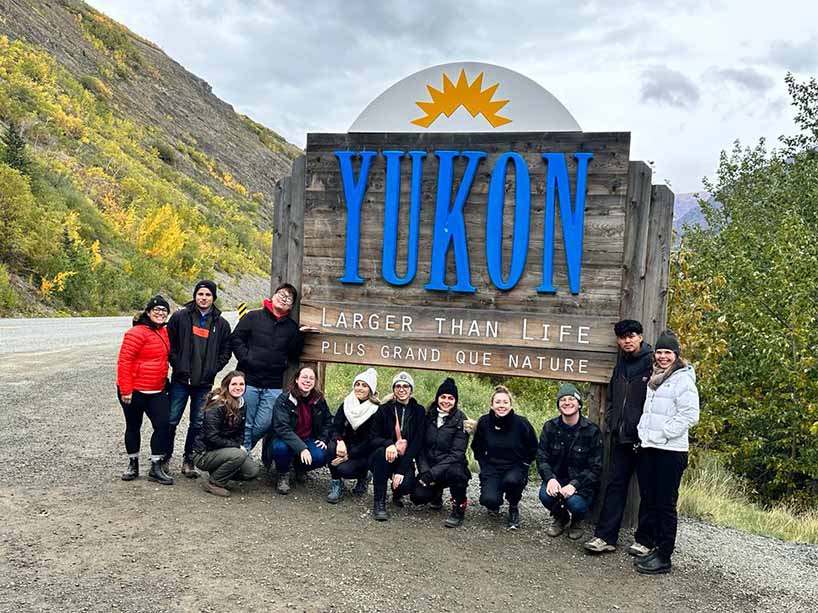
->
<box><xmin>335</xmin><ymin>150</ymin><xmax>593</xmax><ymax>295</ymax></box>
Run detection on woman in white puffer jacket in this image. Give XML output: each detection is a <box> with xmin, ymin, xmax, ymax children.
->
<box><xmin>633</xmin><ymin>330</ymin><xmax>699</xmax><ymax>576</ymax></box>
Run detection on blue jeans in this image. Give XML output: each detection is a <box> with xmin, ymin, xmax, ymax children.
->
<box><xmin>167</xmin><ymin>382</ymin><xmax>210</xmax><ymax>460</ymax></box>
<box><xmin>266</xmin><ymin>438</ymin><xmax>328</xmax><ymax>473</ymax></box>
<box><xmin>243</xmin><ymin>386</ymin><xmax>282</xmax><ymax>450</ymax></box>
<box><xmin>539</xmin><ymin>483</ymin><xmax>592</xmax><ymax>521</ymax></box>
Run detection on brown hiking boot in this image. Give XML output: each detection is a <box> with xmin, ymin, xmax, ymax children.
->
<box><xmin>547</xmin><ymin>517</ymin><xmax>568</xmax><ymax>537</ymax></box>
<box><xmin>181</xmin><ymin>458</ymin><xmax>199</xmax><ymax>479</ymax></box>
<box><xmin>202</xmin><ymin>480</ymin><xmax>230</xmax><ymax>497</ymax></box>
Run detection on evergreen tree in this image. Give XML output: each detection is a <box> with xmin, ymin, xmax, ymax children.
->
<box><xmin>1</xmin><ymin>120</ymin><xmax>31</xmax><ymax>175</ymax></box>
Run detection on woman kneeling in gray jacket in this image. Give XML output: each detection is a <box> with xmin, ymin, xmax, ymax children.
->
<box><xmin>633</xmin><ymin>330</ymin><xmax>699</xmax><ymax>575</ymax></box>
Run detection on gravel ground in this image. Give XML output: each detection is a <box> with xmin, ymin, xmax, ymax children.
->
<box><xmin>0</xmin><ymin>320</ymin><xmax>816</xmax><ymax>612</ymax></box>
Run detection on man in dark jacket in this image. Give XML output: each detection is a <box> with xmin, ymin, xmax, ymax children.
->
<box><xmin>537</xmin><ymin>383</ymin><xmax>603</xmax><ymax>540</ymax></box>
<box><xmin>230</xmin><ymin>283</ymin><xmax>308</xmax><ymax>451</ymax></box>
<box><xmin>166</xmin><ymin>280</ymin><xmax>232</xmax><ymax>477</ymax></box>
<box><xmin>584</xmin><ymin>319</ymin><xmax>654</xmax><ymax>555</ymax></box>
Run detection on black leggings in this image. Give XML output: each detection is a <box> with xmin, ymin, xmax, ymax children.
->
<box><xmin>118</xmin><ymin>389</ymin><xmax>170</xmax><ymax>458</ymax></box>
<box><xmin>411</xmin><ymin>464</ymin><xmax>470</xmax><ymax>505</ymax></box>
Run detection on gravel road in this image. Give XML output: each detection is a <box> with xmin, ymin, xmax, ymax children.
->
<box><xmin>0</xmin><ymin>317</ymin><xmax>815</xmax><ymax>612</ymax></box>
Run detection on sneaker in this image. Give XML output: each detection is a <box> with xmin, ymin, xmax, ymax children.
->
<box><xmin>584</xmin><ymin>537</ymin><xmax>616</xmax><ymax>554</ymax></box>
<box><xmin>547</xmin><ymin>517</ymin><xmax>568</xmax><ymax>537</ymax></box>
<box><xmin>627</xmin><ymin>542</ymin><xmax>654</xmax><ymax>557</ymax></box>
<box><xmin>276</xmin><ymin>472</ymin><xmax>291</xmax><ymax>495</ymax></box>
<box><xmin>506</xmin><ymin>505</ymin><xmax>520</xmax><ymax>530</ymax></box>
<box><xmin>567</xmin><ymin>520</ymin><xmax>584</xmax><ymax>540</ymax></box>
<box><xmin>201</xmin><ymin>480</ymin><xmax>230</xmax><ymax>497</ymax></box>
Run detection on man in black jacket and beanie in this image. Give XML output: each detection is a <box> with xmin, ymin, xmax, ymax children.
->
<box><xmin>166</xmin><ymin>280</ymin><xmax>232</xmax><ymax>477</ymax></box>
<box><xmin>584</xmin><ymin>319</ymin><xmax>654</xmax><ymax>555</ymax></box>
<box><xmin>537</xmin><ymin>383</ymin><xmax>603</xmax><ymax>540</ymax></box>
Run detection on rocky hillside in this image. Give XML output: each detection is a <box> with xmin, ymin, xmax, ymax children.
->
<box><xmin>0</xmin><ymin>0</ymin><xmax>301</xmax><ymax>315</ymax></box>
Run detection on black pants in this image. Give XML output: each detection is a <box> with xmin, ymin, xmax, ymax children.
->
<box><xmin>411</xmin><ymin>464</ymin><xmax>470</xmax><ymax>505</ymax></box>
<box><xmin>478</xmin><ymin>463</ymin><xmax>528</xmax><ymax>510</ymax></box>
<box><xmin>118</xmin><ymin>388</ymin><xmax>170</xmax><ymax>458</ymax></box>
<box><xmin>370</xmin><ymin>447</ymin><xmax>416</xmax><ymax>499</ymax></box>
<box><xmin>329</xmin><ymin>456</ymin><xmax>370</xmax><ymax>480</ymax></box>
<box><xmin>594</xmin><ymin>442</ymin><xmax>652</xmax><ymax>545</ymax></box>
<box><xmin>639</xmin><ymin>447</ymin><xmax>688</xmax><ymax>560</ymax></box>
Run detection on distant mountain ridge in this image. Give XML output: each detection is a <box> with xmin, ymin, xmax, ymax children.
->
<box><xmin>673</xmin><ymin>191</ymin><xmax>712</xmax><ymax>238</ymax></box>
<box><xmin>0</xmin><ymin>0</ymin><xmax>301</xmax><ymax>315</ymax></box>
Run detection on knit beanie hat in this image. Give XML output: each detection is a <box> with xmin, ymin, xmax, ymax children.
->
<box><xmin>145</xmin><ymin>294</ymin><xmax>170</xmax><ymax>312</ymax></box>
<box><xmin>556</xmin><ymin>383</ymin><xmax>582</xmax><ymax>409</ymax></box>
<box><xmin>392</xmin><ymin>371</ymin><xmax>414</xmax><ymax>390</ymax></box>
<box><xmin>435</xmin><ymin>377</ymin><xmax>458</xmax><ymax>403</ymax></box>
<box><xmin>655</xmin><ymin>329</ymin><xmax>682</xmax><ymax>356</ymax></box>
<box><xmin>193</xmin><ymin>279</ymin><xmax>218</xmax><ymax>301</ymax></box>
<box><xmin>353</xmin><ymin>368</ymin><xmax>378</xmax><ymax>396</ymax></box>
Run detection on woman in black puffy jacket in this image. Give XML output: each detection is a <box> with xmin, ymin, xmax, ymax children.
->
<box><xmin>411</xmin><ymin>377</ymin><xmax>471</xmax><ymax>528</ymax></box>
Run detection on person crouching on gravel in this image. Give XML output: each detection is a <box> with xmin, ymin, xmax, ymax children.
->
<box><xmin>369</xmin><ymin>371</ymin><xmax>425</xmax><ymax>521</ymax></box>
<box><xmin>537</xmin><ymin>383</ymin><xmax>603</xmax><ymax>541</ymax></box>
<box><xmin>116</xmin><ymin>295</ymin><xmax>174</xmax><ymax>485</ymax></box>
<box><xmin>410</xmin><ymin>377</ymin><xmax>472</xmax><ymax>528</ymax></box>
<box><xmin>192</xmin><ymin>371</ymin><xmax>259</xmax><ymax>497</ymax></box>
<box><xmin>470</xmin><ymin>385</ymin><xmax>537</xmax><ymax>530</ymax></box>
<box><xmin>326</xmin><ymin>368</ymin><xmax>380</xmax><ymax>504</ymax></box>
<box><xmin>633</xmin><ymin>330</ymin><xmax>699</xmax><ymax>575</ymax></box>
<box><xmin>263</xmin><ymin>366</ymin><xmax>331</xmax><ymax>495</ymax></box>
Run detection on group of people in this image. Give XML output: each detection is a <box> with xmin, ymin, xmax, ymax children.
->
<box><xmin>116</xmin><ymin>281</ymin><xmax>699</xmax><ymax>575</ymax></box>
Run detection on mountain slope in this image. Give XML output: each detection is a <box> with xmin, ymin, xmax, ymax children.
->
<box><xmin>0</xmin><ymin>0</ymin><xmax>300</xmax><ymax>315</ymax></box>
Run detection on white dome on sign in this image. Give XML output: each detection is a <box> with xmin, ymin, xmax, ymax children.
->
<box><xmin>349</xmin><ymin>62</ymin><xmax>581</xmax><ymax>133</ymax></box>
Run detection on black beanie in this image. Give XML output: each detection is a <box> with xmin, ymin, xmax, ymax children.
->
<box><xmin>436</xmin><ymin>377</ymin><xmax>458</xmax><ymax>403</ymax></box>
<box><xmin>145</xmin><ymin>294</ymin><xmax>170</xmax><ymax>312</ymax></box>
<box><xmin>193</xmin><ymin>279</ymin><xmax>217</xmax><ymax>301</ymax></box>
<box><xmin>655</xmin><ymin>329</ymin><xmax>682</xmax><ymax>355</ymax></box>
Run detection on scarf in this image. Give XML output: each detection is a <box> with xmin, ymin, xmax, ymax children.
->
<box><xmin>436</xmin><ymin>408</ymin><xmax>449</xmax><ymax>428</ymax></box>
<box><xmin>648</xmin><ymin>358</ymin><xmax>686</xmax><ymax>390</ymax></box>
<box><xmin>342</xmin><ymin>392</ymin><xmax>378</xmax><ymax>431</ymax></box>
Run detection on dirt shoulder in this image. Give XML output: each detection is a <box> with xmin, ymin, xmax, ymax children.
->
<box><xmin>0</xmin><ymin>341</ymin><xmax>815</xmax><ymax>612</ymax></box>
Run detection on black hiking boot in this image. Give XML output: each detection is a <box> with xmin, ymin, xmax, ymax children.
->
<box><xmin>444</xmin><ymin>500</ymin><xmax>467</xmax><ymax>528</ymax></box>
<box><xmin>352</xmin><ymin>473</ymin><xmax>371</xmax><ymax>496</ymax></box>
<box><xmin>121</xmin><ymin>457</ymin><xmax>138</xmax><ymax>481</ymax></box>
<box><xmin>429</xmin><ymin>493</ymin><xmax>444</xmax><ymax>510</ymax></box>
<box><xmin>635</xmin><ymin>553</ymin><xmax>672</xmax><ymax>575</ymax></box>
<box><xmin>148</xmin><ymin>461</ymin><xmax>174</xmax><ymax>485</ymax></box>
<box><xmin>373</xmin><ymin>496</ymin><xmax>389</xmax><ymax>521</ymax></box>
<box><xmin>506</xmin><ymin>505</ymin><xmax>520</xmax><ymax>530</ymax></box>
<box><xmin>392</xmin><ymin>493</ymin><xmax>405</xmax><ymax>508</ymax></box>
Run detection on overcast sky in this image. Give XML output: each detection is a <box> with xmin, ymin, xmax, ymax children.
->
<box><xmin>88</xmin><ymin>0</ymin><xmax>818</xmax><ymax>193</ymax></box>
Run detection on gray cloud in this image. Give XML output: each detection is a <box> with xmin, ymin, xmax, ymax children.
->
<box><xmin>640</xmin><ymin>66</ymin><xmax>701</xmax><ymax>109</ymax></box>
<box><xmin>707</xmin><ymin>67</ymin><xmax>775</xmax><ymax>93</ymax></box>
<box><xmin>767</xmin><ymin>37</ymin><xmax>818</xmax><ymax>72</ymax></box>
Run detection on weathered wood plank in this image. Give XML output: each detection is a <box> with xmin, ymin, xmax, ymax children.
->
<box><xmin>643</xmin><ymin>184</ymin><xmax>675</xmax><ymax>344</ymax></box>
<box><xmin>620</xmin><ymin>161</ymin><xmax>652</xmax><ymax>320</ymax></box>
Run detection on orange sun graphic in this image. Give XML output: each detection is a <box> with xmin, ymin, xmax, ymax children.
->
<box><xmin>411</xmin><ymin>69</ymin><xmax>511</xmax><ymax>128</ymax></box>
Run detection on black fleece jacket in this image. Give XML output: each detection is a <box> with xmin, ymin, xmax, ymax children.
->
<box><xmin>471</xmin><ymin>410</ymin><xmax>537</xmax><ymax>472</ymax></box>
<box><xmin>605</xmin><ymin>342</ymin><xmax>653</xmax><ymax>444</ymax></box>
<box><xmin>167</xmin><ymin>302</ymin><xmax>232</xmax><ymax>386</ymax></box>
<box><xmin>370</xmin><ymin>398</ymin><xmax>425</xmax><ymax>476</ymax></box>
<box><xmin>193</xmin><ymin>402</ymin><xmax>245</xmax><ymax>453</ymax></box>
<box><xmin>229</xmin><ymin>308</ymin><xmax>303</xmax><ymax>388</ymax></box>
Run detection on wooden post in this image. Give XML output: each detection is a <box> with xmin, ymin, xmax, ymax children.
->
<box><xmin>643</xmin><ymin>185</ymin><xmax>675</xmax><ymax>343</ymax></box>
<box><xmin>271</xmin><ymin>174</ymin><xmax>292</xmax><ymax>296</ymax></box>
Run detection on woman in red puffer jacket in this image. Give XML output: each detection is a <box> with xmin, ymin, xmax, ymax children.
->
<box><xmin>116</xmin><ymin>295</ymin><xmax>174</xmax><ymax>485</ymax></box>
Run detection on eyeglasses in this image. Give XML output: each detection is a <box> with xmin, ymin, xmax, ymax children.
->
<box><xmin>150</xmin><ymin>306</ymin><xmax>169</xmax><ymax>314</ymax></box>
<box><xmin>274</xmin><ymin>291</ymin><xmax>294</xmax><ymax>304</ymax></box>
<box><xmin>394</xmin><ymin>383</ymin><xmax>411</xmax><ymax>390</ymax></box>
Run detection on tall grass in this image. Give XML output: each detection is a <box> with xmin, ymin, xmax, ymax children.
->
<box><xmin>680</xmin><ymin>453</ymin><xmax>818</xmax><ymax>544</ymax></box>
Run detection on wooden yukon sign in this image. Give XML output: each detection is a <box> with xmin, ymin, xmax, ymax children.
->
<box><xmin>297</xmin><ymin>63</ymin><xmax>632</xmax><ymax>383</ymax></box>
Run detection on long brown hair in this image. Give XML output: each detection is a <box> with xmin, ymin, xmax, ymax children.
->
<box><xmin>287</xmin><ymin>365</ymin><xmax>324</xmax><ymax>401</ymax></box>
<box><xmin>204</xmin><ymin>370</ymin><xmax>245</xmax><ymax>426</ymax></box>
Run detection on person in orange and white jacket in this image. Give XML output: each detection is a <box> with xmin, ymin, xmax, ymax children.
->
<box><xmin>116</xmin><ymin>295</ymin><xmax>174</xmax><ymax>486</ymax></box>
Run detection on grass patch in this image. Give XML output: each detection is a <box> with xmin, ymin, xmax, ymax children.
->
<box><xmin>680</xmin><ymin>452</ymin><xmax>818</xmax><ymax>544</ymax></box>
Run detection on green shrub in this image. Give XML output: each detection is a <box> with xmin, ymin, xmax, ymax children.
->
<box><xmin>79</xmin><ymin>75</ymin><xmax>112</xmax><ymax>100</ymax></box>
<box><xmin>0</xmin><ymin>263</ymin><xmax>18</xmax><ymax>313</ymax></box>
